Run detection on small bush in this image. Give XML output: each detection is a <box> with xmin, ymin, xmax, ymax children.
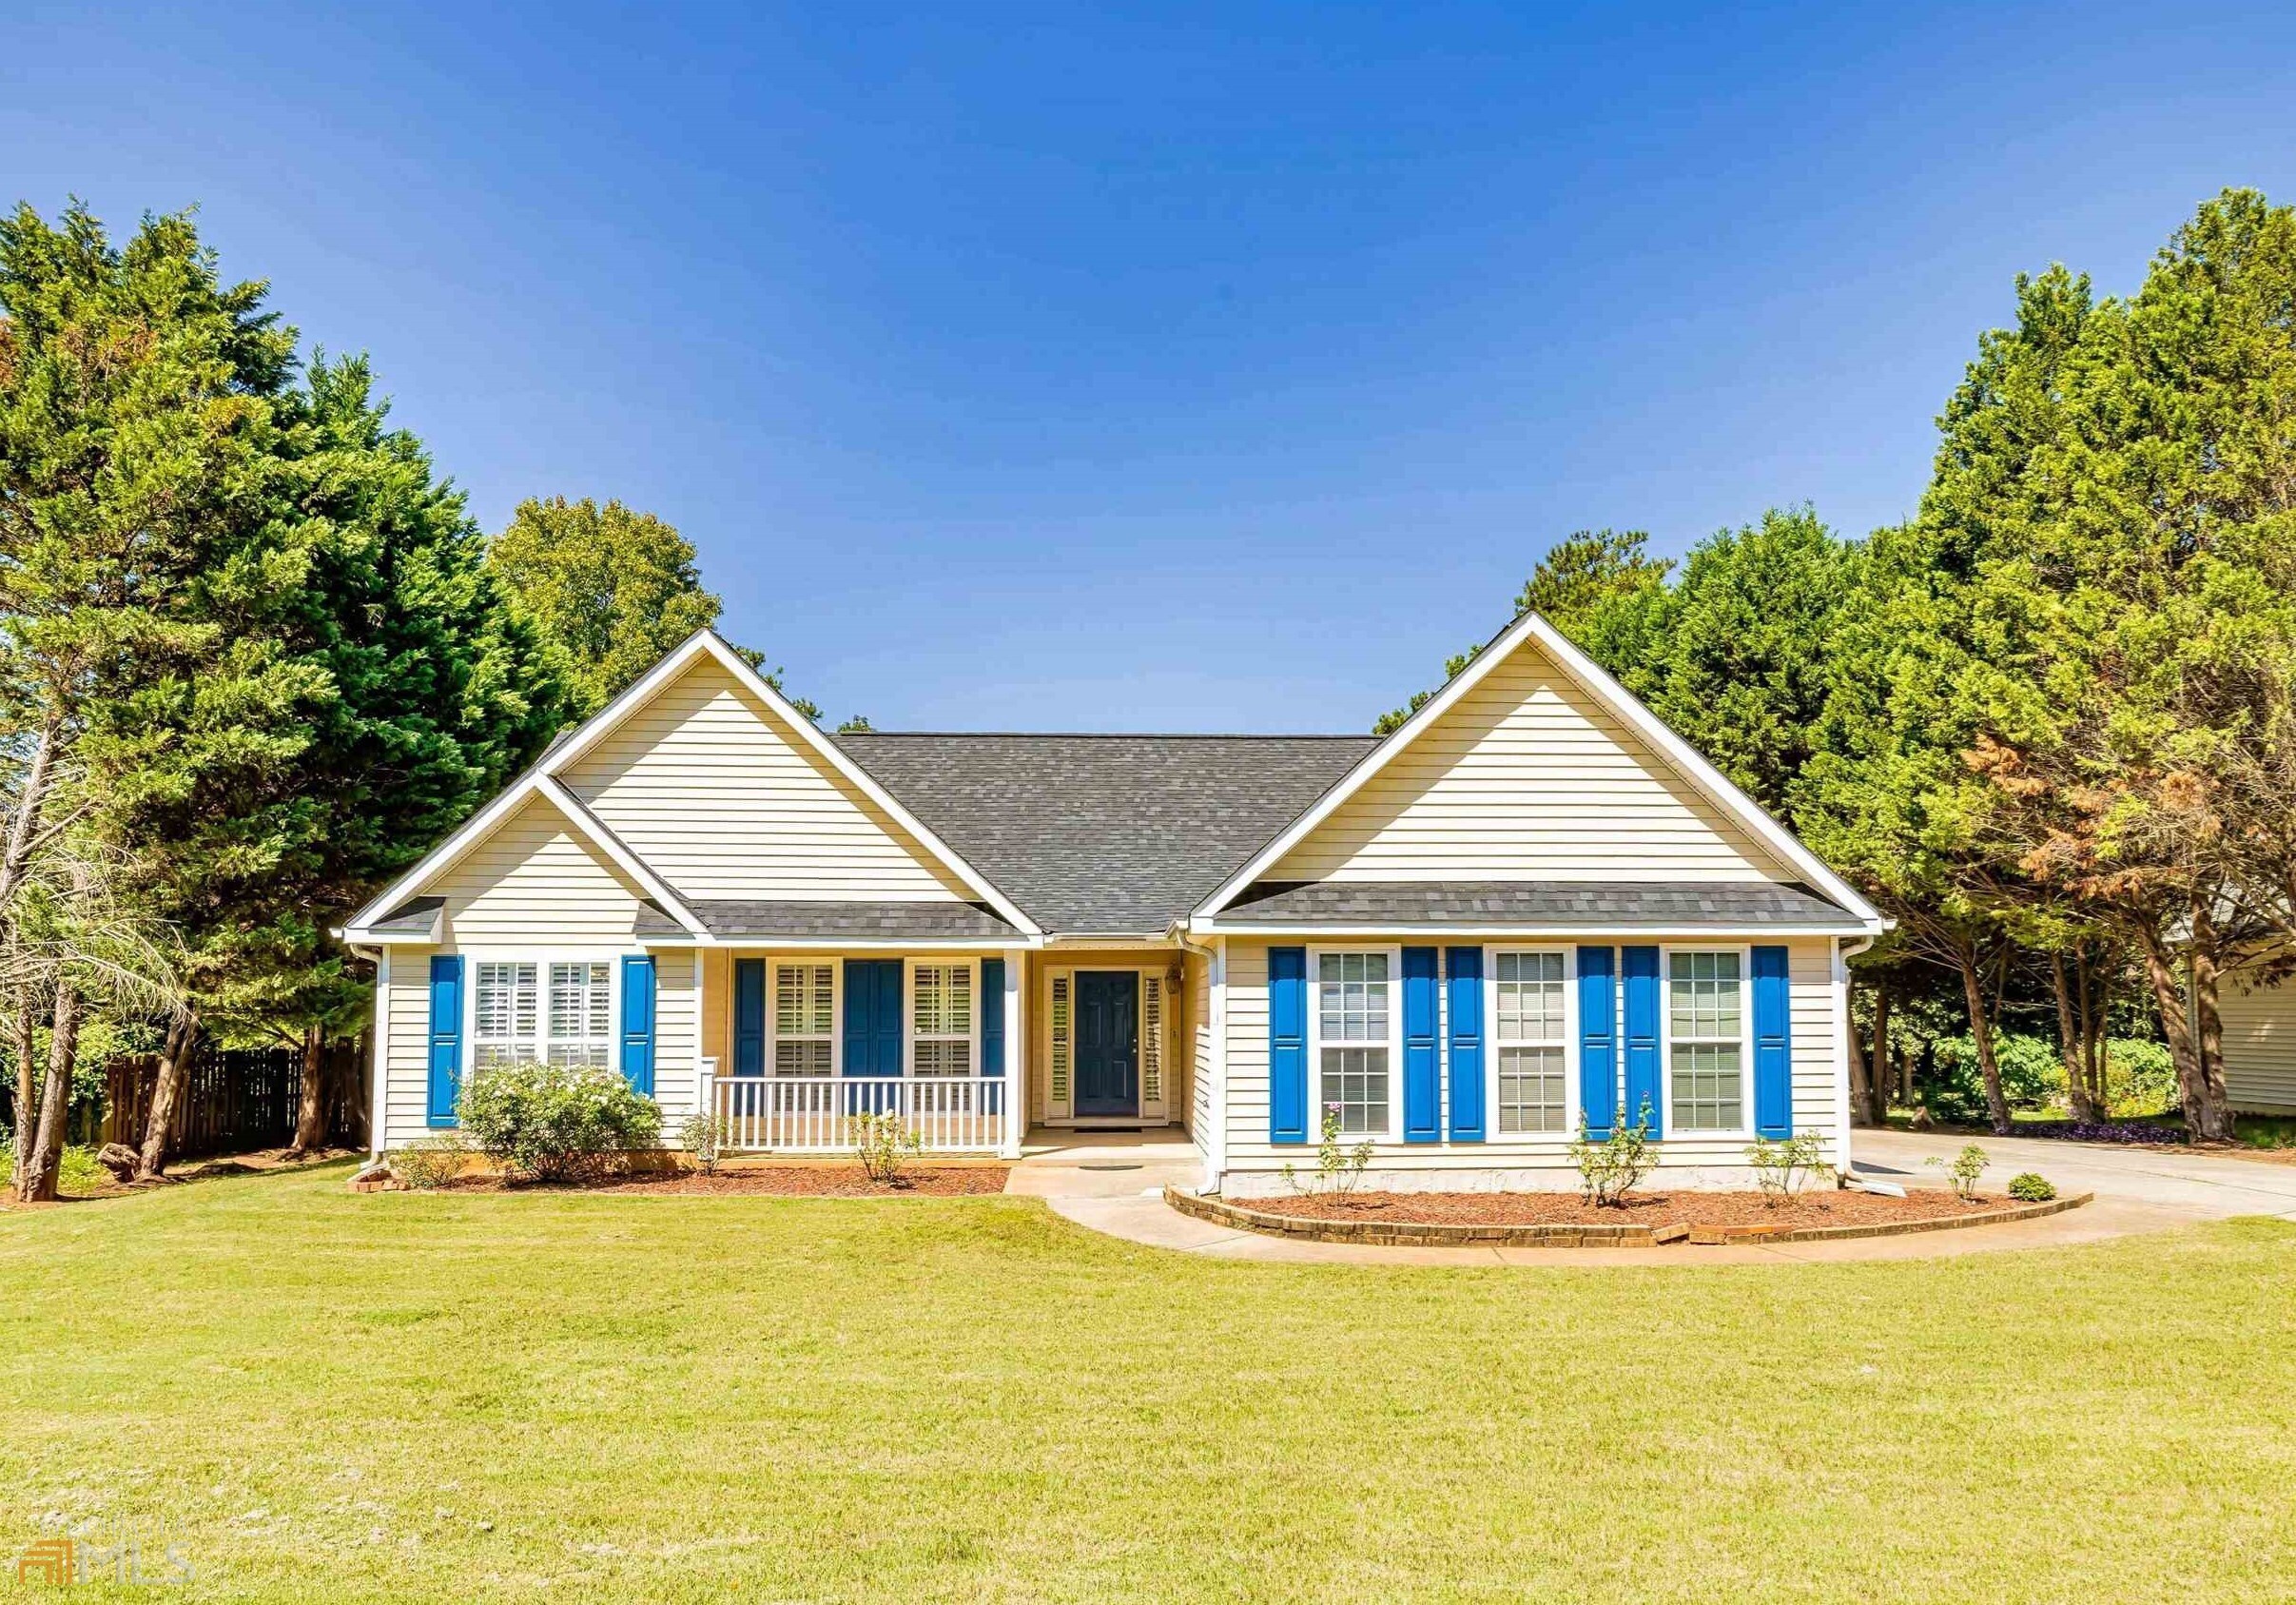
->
<box><xmin>679</xmin><ymin>1108</ymin><xmax>730</xmax><ymax>1176</ymax></box>
<box><xmin>1745</xmin><ymin>1131</ymin><xmax>1831</xmax><ymax>1204</ymax></box>
<box><xmin>1925</xmin><ymin>1143</ymin><xmax>1989</xmax><ymax>1201</ymax></box>
<box><xmin>852</xmin><ymin>1107</ymin><xmax>923</xmax><ymax>1185</ymax></box>
<box><xmin>391</xmin><ymin>1132</ymin><xmax>470</xmax><ymax>1189</ymax></box>
<box><xmin>1282</xmin><ymin>1104</ymin><xmax>1376</xmax><ymax>1198</ymax></box>
<box><xmin>2007</xmin><ymin>1172</ymin><xmax>2056</xmax><ymax>1203</ymax></box>
<box><xmin>1568</xmin><ymin>1105</ymin><xmax>1657</xmax><ymax>1207</ymax></box>
<box><xmin>2104</xmin><ymin>1040</ymin><xmax>2177</xmax><ymax>1118</ymax></box>
<box><xmin>458</xmin><ymin>1061</ymin><xmax>662</xmax><ymax>1184</ymax></box>
<box><xmin>59</xmin><ymin>1145</ymin><xmax>108</xmax><ymax>1193</ymax></box>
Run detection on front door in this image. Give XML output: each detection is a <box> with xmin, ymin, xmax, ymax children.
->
<box><xmin>1073</xmin><ymin>970</ymin><xmax>1139</xmax><ymax>1118</ymax></box>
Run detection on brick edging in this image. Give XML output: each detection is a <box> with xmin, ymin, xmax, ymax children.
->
<box><xmin>1163</xmin><ymin>1186</ymin><xmax>2092</xmax><ymax>1248</ymax></box>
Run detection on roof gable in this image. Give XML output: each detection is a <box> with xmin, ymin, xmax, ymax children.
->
<box><xmin>347</xmin><ymin>633</ymin><xmax>1039</xmax><ymax>938</ymax></box>
<box><xmin>1194</xmin><ymin>612</ymin><xmax>1883</xmax><ymax>928</ymax></box>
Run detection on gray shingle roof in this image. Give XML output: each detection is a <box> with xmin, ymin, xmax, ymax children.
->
<box><xmin>1216</xmin><ymin>879</ymin><xmax>1861</xmax><ymax>929</ymax></box>
<box><xmin>371</xmin><ymin>895</ymin><xmax>444</xmax><ymax>934</ymax></box>
<box><xmin>835</xmin><ymin>733</ymin><xmax>1378</xmax><ymax>935</ymax></box>
<box><xmin>676</xmin><ymin>899</ymin><xmax>1023</xmax><ymax>940</ymax></box>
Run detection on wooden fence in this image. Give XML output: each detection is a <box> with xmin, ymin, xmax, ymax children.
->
<box><xmin>88</xmin><ymin>1038</ymin><xmax>368</xmax><ymax>1158</ymax></box>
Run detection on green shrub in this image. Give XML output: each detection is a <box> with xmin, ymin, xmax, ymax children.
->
<box><xmin>59</xmin><ymin>1145</ymin><xmax>107</xmax><ymax>1193</ymax></box>
<box><xmin>2104</xmin><ymin>1040</ymin><xmax>2177</xmax><ymax>1118</ymax></box>
<box><xmin>2007</xmin><ymin>1172</ymin><xmax>2056</xmax><ymax>1202</ymax></box>
<box><xmin>679</xmin><ymin>1108</ymin><xmax>730</xmax><ymax>1175</ymax></box>
<box><xmin>1745</xmin><ymin>1130</ymin><xmax>1831</xmax><ymax>1204</ymax></box>
<box><xmin>1568</xmin><ymin>1105</ymin><xmax>1657</xmax><ymax>1207</ymax></box>
<box><xmin>391</xmin><ymin>1132</ymin><xmax>470</xmax><ymax>1189</ymax></box>
<box><xmin>851</xmin><ymin>1107</ymin><xmax>922</xmax><ymax>1185</ymax></box>
<box><xmin>1280</xmin><ymin>1103</ymin><xmax>1376</xmax><ymax>1198</ymax></box>
<box><xmin>457</xmin><ymin>1061</ymin><xmax>662</xmax><ymax>1184</ymax></box>
<box><xmin>1925</xmin><ymin>1143</ymin><xmax>1990</xmax><ymax>1201</ymax></box>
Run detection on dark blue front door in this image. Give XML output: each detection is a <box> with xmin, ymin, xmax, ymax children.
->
<box><xmin>843</xmin><ymin>960</ymin><xmax>904</xmax><ymax>1078</ymax></box>
<box><xmin>1074</xmin><ymin>970</ymin><xmax>1138</xmax><ymax>1118</ymax></box>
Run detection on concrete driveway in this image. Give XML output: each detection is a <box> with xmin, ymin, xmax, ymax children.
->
<box><xmin>1852</xmin><ymin>1127</ymin><xmax>2296</xmax><ymax>1223</ymax></box>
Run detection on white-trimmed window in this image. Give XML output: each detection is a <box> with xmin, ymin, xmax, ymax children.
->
<box><xmin>546</xmin><ymin>961</ymin><xmax>613</xmax><ymax>1067</ymax></box>
<box><xmin>472</xmin><ymin>959</ymin><xmax>610</xmax><ymax>1069</ymax></box>
<box><xmin>1668</xmin><ymin>950</ymin><xmax>1744</xmax><ymax>1131</ymax></box>
<box><xmin>1494</xmin><ymin>950</ymin><xmax>1568</xmax><ymax>1134</ymax></box>
<box><xmin>473</xmin><ymin>961</ymin><xmax>539</xmax><ymax>1068</ymax></box>
<box><xmin>1313</xmin><ymin>950</ymin><xmax>1393</xmax><ymax>1138</ymax></box>
<box><xmin>773</xmin><ymin>963</ymin><xmax>835</xmax><ymax>1076</ymax></box>
<box><xmin>910</xmin><ymin>962</ymin><xmax>974</xmax><ymax>1077</ymax></box>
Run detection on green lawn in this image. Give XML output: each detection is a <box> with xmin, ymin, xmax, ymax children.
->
<box><xmin>4</xmin><ymin>1170</ymin><xmax>2292</xmax><ymax>1603</ymax></box>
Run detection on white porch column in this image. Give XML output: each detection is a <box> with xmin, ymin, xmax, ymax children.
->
<box><xmin>1001</xmin><ymin>950</ymin><xmax>1025</xmax><ymax>1159</ymax></box>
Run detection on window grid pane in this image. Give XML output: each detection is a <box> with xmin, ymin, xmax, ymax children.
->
<box><xmin>1498</xmin><ymin>1046</ymin><xmax>1568</xmax><ymax>1133</ymax></box>
<box><xmin>1316</xmin><ymin>951</ymin><xmax>1389</xmax><ymax>1043</ymax></box>
<box><xmin>1668</xmin><ymin>951</ymin><xmax>1743</xmax><ymax>1130</ymax></box>
<box><xmin>1319</xmin><ymin>1046</ymin><xmax>1389</xmax><ymax>1136</ymax></box>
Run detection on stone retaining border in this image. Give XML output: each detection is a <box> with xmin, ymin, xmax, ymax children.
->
<box><xmin>1163</xmin><ymin>1185</ymin><xmax>2092</xmax><ymax>1248</ymax></box>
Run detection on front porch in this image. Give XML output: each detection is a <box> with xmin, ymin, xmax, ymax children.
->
<box><xmin>693</xmin><ymin>944</ymin><xmax>1198</xmax><ymax>1158</ymax></box>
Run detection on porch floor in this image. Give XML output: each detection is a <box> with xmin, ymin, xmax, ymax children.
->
<box><xmin>1004</xmin><ymin>1125</ymin><xmax>1203</xmax><ymax>1200</ymax></box>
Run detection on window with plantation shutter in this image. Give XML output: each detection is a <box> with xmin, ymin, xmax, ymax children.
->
<box><xmin>1049</xmin><ymin>973</ymin><xmax>1072</xmax><ymax>1109</ymax></box>
<box><xmin>910</xmin><ymin>962</ymin><xmax>973</xmax><ymax>1076</ymax></box>
<box><xmin>547</xmin><ymin>962</ymin><xmax>613</xmax><ymax>1068</ymax></box>
<box><xmin>473</xmin><ymin>962</ymin><xmax>539</xmax><ymax>1067</ymax></box>
<box><xmin>1141</xmin><ymin>975</ymin><xmax>1164</xmax><ymax>1105</ymax></box>
<box><xmin>773</xmin><ymin>963</ymin><xmax>835</xmax><ymax>1076</ymax></box>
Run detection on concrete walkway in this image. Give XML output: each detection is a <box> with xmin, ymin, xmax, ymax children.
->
<box><xmin>1004</xmin><ymin>1126</ymin><xmax>2294</xmax><ymax>1267</ymax></box>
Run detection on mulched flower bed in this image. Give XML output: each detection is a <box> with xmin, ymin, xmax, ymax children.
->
<box><xmin>1231</xmin><ymin>1187</ymin><xmax>2005</xmax><ymax>1230</ymax></box>
<box><xmin>427</xmin><ymin>1164</ymin><xmax>1010</xmax><ymax>1197</ymax></box>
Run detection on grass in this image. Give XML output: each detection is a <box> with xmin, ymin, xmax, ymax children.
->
<box><xmin>2</xmin><ymin>1169</ymin><xmax>2292</xmax><ymax>1603</ymax></box>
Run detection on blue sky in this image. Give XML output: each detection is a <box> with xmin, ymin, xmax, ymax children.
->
<box><xmin>8</xmin><ymin>3</ymin><xmax>2296</xmax><ymax>732</ymax></box>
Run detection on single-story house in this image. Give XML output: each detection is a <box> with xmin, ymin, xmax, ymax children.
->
<box><xmin>345</xmin><ymin>610</ymin><xmax>1887</xmax><ymax>1193</ymax></box>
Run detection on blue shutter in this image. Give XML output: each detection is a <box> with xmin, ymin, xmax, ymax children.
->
<box><xmin>1752</xmin><ymin>945</ymin><xmax>1793</xmax><ymax>1139</ymax></box>
<box><xmin>1269</xmin><ymin>946</ymin><xmax>1308</xmax><ymax>1145</ymax></box>
<box><xmin>981</xmin><ymin>957</ymin><xmax>1005</xmax><ymax>1120</ymax></box>
<box><xmin>1623</xmin><ymin>945</ymin><xmax>1662</xmax><ymax>1136</ymax></box>
<box><xmin>844</xmin><ymin>959</ymin><xmax>903</xmax><ymax>1076</ymax></box>
<box><xmin>426</xmin><ymin>955</ymin><xmax>463</xmax><ymax>1127</ymax></box>
<box><xmin>1402</xmin><ymin>947</ymin><xmax>1440</xmax><ymax>1143</ymax></box>
<box><xmin>733</xmin><ymin>959</ymin><xmax>765</xmax><ymax>1077</ymax></box>
<box><xmin>1445</xmin><ymin>948</ymin><xmax>1485</xmax><ymax>1142</ymax></box>
<box><xmin>619</xmin><ymin>955</ymin><xmax>656</xmax><ymax>1096</ymax></box>
<box><xmin>1578</xmin><ymin>947</ymin><xmax>1618</xmax><ymax>1137</ymax></box>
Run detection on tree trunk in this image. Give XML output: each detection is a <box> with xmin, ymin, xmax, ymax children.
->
<box><xmin>2052</xmin><ymin>952</ymin><xmax>2101</xmax><ymax>1124</ymax></box>
<box><xmin>1956</xmin><ymin>949</ymin><xmax>2013</xmax><ymax>1134</ymax></box>
<box><xmin>1869</xmin><ymin>984</ymin><xmax>1893</xmax><ymax>1124</ymax></box>
<box><xmin>2137</xmin><ymin>923</ymin><xmax>2208</xmax><ymax>1136</ymax></box>
<box><xmin>10</xmin><ymin>991</ymin><xmax>37</xmax><ymax>1197</ymax></box>
<box><xmin>137</xmin><ymin>1008</ymin><xmax>199</xmax><ymax>1182</ymax></box>
<box><xmin>19</xmin><ymin>980</ymin><xmax>81</xmax><ymax>1202</ymax></box>
<box><xmin>287</xmin><ymin>1024</ymin><xmax>328</xmax><ymax>1157</ymax></box>
<box><xmin>0</xmin><ymin>710</ymin><xmax>62</xmax><ymax>933</ymax></box>
<box><xmin>2185</xmin><ymin>893</ymin><xmax>2235</xmax><ymax>1143</ymax></box>
<box><xmin>1847</xmin><ymin>995</ymin><xmax>1877</xmax><ymax>1128</ymax></box>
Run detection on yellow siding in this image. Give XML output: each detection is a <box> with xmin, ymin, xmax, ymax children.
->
<box><xmin>375</xmin><ymin>944</ymin><xmax>702</xmax><ymax>1151</ymax></box>
<box><xmin>2219</xmin><ymin>975</ymin><xmax>2296</xmax><ymax>1113</ymax></box>
<box><xmin>561</xmin><ymin>656</ymin><xmax>969</xmax><ymax>902</ymax></box>
<box><xmin>1218</xmin><ymin>936</ymin><xmax>1842</xmax><ymax>1192</ymax></box>
<box><xmin>1268</xmin><ymin>637</ymin><xmax>1789</xmax><ymax>884</ymax></box>
<box><xmin>434</xmin><ymin>795</ymin><xmax>650</xmax><ymax>947</ymax></box>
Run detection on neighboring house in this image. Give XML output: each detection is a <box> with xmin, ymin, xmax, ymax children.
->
<box><xmin>2212</xmin><ymin>977</ymin><xmax>2296</xmax><ymax>1116</ymax></box>
<box><xmin>344</xmin><ymin>611</ymin><xmax>1887</xmax><ymax>1193</ymax></box>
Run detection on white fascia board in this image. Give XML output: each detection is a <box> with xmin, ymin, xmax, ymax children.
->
<box><xmin>1188</xmin><ymin>920</ymin><xmax>1875</xmax><ymax>940</ymax></box>
<box><xmin>1190</xmin><ymin>608</ymin><xmax>1884</xmax><ymax>929</ymax></box>
<box><xmin>683</xmin><ymin>935</ymin><xmax>1043</xmax><ymax>951</ymax></box>
<box><xmin>543</xmin><ymin>631</ymin><xmax>1041</xmax><ymax>937</ymax></box>
<box><xmin>533</xmin><ymin>776</ymin><xmax>707</xmax><ymax>936</ymax></box>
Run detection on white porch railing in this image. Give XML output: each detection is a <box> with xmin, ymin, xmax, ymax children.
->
<box><xmin>712</xmin><ymin>1075</ymin><xmax>1006</xmax><ymax>1153</ymax></box>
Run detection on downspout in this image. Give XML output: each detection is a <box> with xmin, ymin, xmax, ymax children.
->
<box><xmin>1835</xmin><ymin>934</ymin><xmax>1877</xmax><ymax>1189</ymax></box>
<box><xmin>1177</xmin><ymin>930</ymin><xmax>1225</xmax><ymax>1193</ymax></box>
